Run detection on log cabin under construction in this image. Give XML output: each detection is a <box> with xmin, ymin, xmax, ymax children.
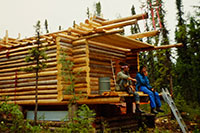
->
<box><xmin>0</xmin><ymin>13</ymin><xmax>182</xmax><ymax>116</ymax></box>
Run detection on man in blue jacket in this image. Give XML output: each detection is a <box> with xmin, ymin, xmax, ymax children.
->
<box><xmin>136</xmin><ymin>66</ymin><xmax>164</xmax><ymax>114</ymax></box>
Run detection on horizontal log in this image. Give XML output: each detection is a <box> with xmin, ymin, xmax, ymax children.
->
<box><xmin>0</xmin><ymin>80</ymin><xmax>57</xmax><ymax>89</ymax></box>
<box><xmin>0</xmin><ymin>76</ymin><xmax>57</xmax><ymax>85</ymax></box>
<box><xmin>0</xmin><ymin>57</ymin><xmax>57</xmax><ymax>70</ymax></box>
<box><xmin>89</xmin><ymin>42</ymin><xmax>126</xmax><ymax>55</ymax></box>
<box><xmin>85</xmin><ymin>19</ymin><xmax>102</xmax><ymax>27</ymax></box>
<box><xmin>127</xmin><ymin>30</ymin><xmax>160</xmax><ymax>39</ymax></box>
<box><xmin>0</xmin><ymin>94</ymin><xmax>57</xmax><ymax>100</ymax></box>
<box><xmin>89</xmin><ymin>53</ymin><xmax>125</xmax><ymax>62</ymax></box>
<box><xmin>0</xmin><ymin>44</ymin><xmax>57</xmax><ymax>59</ymax></box>
<box><xmin>73</xmin><ymin>57</ymin><xmax>87</xmax><ymax>63</ymax></box>
<box><xmin>0</xmin><ymin>90</ymin><xmax>57</xmax><ymax>96</ymax></box>
<box><xmin>95</xmin><ymin>19</ymin><xmax>137</xmax><ymax>32</ymax></box>
<box><xmin>68</xmin><ymin>27</ymin><xmax>89</xmax><ymax>35</ymax></box>
<box><xmin>0</xmin><ymin>52</ymin><xmax>56</xmax><ymax>66</ymax></box>
<box><xmin>89</xmin><ymin>48</ymin><xmax>126</xmax><ymax>58</ymax></box>
<box><xmin>132</xmin><ymin>43</ymin><xmax>183</xmax><ymax>52</ymax></box>
<box><xmin>0</xmin><ymin>41</ymin><xmax>54</xmax><ymax>56</ymax></box>
<box><xmin>0</xmin><ymin>62</ymin><xmax>57</xmax><ymax>73</ymax></box>
<box><xmin>80</xmin><ymin>28</ymin><xmax>124</xmax><ymax>40</ymax></box>
<box><xmin>0</xmin><ymin>85</ymin><xmax>57</xmax><ymax>92</ymax></box>
<box><xmin>0</xmin><ymin>70</ymin><xmax>57</xmax><ymax>81</ymax></box>
<box><xmin>90</xmin><ymin>60</ymin><xmax>111</xmax><ymax>66</ymax></box>
<box><xmin>88</xmin><ymin>40</ymin><xmax>129</xmax><ymax>52</ymax></box>
<box><xmin>72</xmin><ymin>39</ymin><xmax>86</xmax><ymax>46</ymax></box>
<box><xmin>77</xmin><ymin>97</ymin><xmax>121</xmax><ymax>104</ymax></box>
<box><xmin>0</xmin><ymin>49</ymin><xmax>57</xmax><ymax>63</ymax></box>
<box><xmin>102</xmin><ymin>13</ymin><xmax>148</xmax><ymax>25</ymax></box>
<box><xmin>60</xmin><ymin>37</ymin><xmax>72</xmax><ymax>44</ymax></box>
<box><xmin>0</xmin><ymin>67</ymin><xmax>57</xmax><ymax>77</ymax></box>
<box><xmin>6</xmin><ymin>99</ymin><xmax>68</xmax><ymax>105</ymax></box>
<box><xmin>72</xmin><ymin>48</ymin><xmax>86</xmax><ymax>54</ymax></box>
<box><xmin>73</xmin><ymin>66</ymin><xmax>89</xmax><ymax>73</ymax></box>
<box><xmin>58</xmin><ymin>33</ymin><xmax>78</xmax><ymax>40</ymax></box>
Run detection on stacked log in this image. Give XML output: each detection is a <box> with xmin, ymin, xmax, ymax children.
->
<box><xmin>0</xmin><ymin>37</ymin><xmax>58</xmax><ymax>103</ymax></box>
<box><xmin>126</xmin><ymin>51</ymin><xmax>139</xmax><ymax>78</ymax></box>
<box><xmin>71</xmin><ymin>40</ymin><xmax>88</xmax><ymax>95</ymax></box>
<box><xmin>95</xmin><ymin>114</ymin><xmax>155</xmax><ymax>132</ymax></box>
<box><xmin>88</xmin><ymin>42</ymin><xmax>126</xmax><ymax>94</ymax></box>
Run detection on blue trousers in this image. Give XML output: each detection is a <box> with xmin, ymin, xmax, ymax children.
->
<box><xmin>140</xmin><ymin>86</ymin><xmax>161</xmax><ymax>108</ymax></box>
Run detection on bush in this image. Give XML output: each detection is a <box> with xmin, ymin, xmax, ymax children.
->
<box><xmin>0</xmin><ymin>98</ymin><xmax>42</xmax><ymax>133</ymax></box>
<box><xmin>58</xmin><ymin>104</ymin><xmax>96</xmax><ymax>133</ymax></box>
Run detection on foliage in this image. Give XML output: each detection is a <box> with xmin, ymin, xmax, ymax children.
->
<box><xmin>56</xmin><ymin>104</ymin><xmax>96</xmax><ymax>133</ymax></box>
<box><xmin>59</xmin><ymin>52</ymin><xmax>81</xmax><ymax>102</ymax></box>
<box><xmin>21</xmin><ymin>20</ymin><xmax>48</xmax><ymax>125</ymax></box>
<box><xmin>174</xmin><ymin>1</ymin><xmax>200</xmax><ymax>104</ymax></box>
<box><xmin>95</xmin><ymin>1</ymin><xmax>101</xmax><ymax>17</ymax></box>
<box><xmin>44</xmin><ymin>19</ymin><xmax>49</xmax><ymax>33</ymax></box>
<box><xmin>0</xmin><ymin>97</ymin><xmax>42</xmax><ymax>133</ymax></box>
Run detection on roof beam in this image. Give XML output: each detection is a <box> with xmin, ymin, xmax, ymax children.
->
<box><xmin>132</xmin><ymin>43</ymin><xmax>183</xmax><ymax>52</ymax></box>
<box><xmin>101</xmin><ymin>13</ymin><xmax>148</xmax><ymax>25</ymax></box>
<box><xmin>95</xmin><ymin>19</ymin><xmax>137</xmax><ymax>32</ymax></box>
<box><xmin>127</xmin><ymin>30</ymin><xmax>160</xmax><ymax>39</ymax></box>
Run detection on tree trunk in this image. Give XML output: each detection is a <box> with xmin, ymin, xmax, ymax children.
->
<box><xmin>68</xmin><ymin>103</ymin><xmax>78</xmax><ymax>120</ymax></box>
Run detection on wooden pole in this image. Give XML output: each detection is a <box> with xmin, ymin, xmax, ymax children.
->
<box><xmin>101</xmin><ymin>13</ymin><xmax>148</xmax><ymax>25</ymax></box>
<box><xmin>127</xmin><ymin>30</ymin><xmax>160</xmax><ymax>39</ymax></box>
<box><xmin>132</xmin><ymin>43</ymin><xmax>183</xmax><ymax>52</ymax></box>
<box><xmin>95</xmin><ymin>19</ymin><xmax>137</xmax><ymax>32</ymax></box>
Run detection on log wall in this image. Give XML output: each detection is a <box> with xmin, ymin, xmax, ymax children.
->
<box><xmin>0</xmin><ymin>37</ymin><xmax>58</xmax><ymax>103</ymax></box>
<box><xmin>88</xmin><ymin>42</ymin><xmax>127</xmax><ymax>94</ymax></box>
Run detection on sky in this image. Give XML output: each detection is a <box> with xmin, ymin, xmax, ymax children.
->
<box><xmin>0</xmin><ymin>0</ymin><xmax>199</xmax><ymax>44</ymax></box>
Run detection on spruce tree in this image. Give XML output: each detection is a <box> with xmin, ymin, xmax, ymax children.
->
<box><xmin>22</xmin><ymin>21</ymin><xmax>48</xmax><ymax>125</ymax></box>
<box><xmin>95</xmin><ymin>2</ymin><xmax>101</xmax><ymax>17</ymax></box>
<box><xmin>44</xmin><ymin>19</ymin><xmax>49</xmax><ymax>33</ymax></box>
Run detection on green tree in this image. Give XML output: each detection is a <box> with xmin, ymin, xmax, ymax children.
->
<box><xmin>44</xmin><ymin>19</ymin><xmax>49</xmax><ymax>33</ymax></box>
<box><xmin>175</xmin><ymin>3</ymin><xmax>200</xmax><ymax>103</ymax></box>
<box><xmin>86</xmin><ymin>7</ymin><xmax>90</xmax><ymax>18</ymax></box>
<box><xmin>95</xmin><ymin>1</ymin><xmax>101</xmax><ymax>16</ymax></box>
<box><xmin>22</xmin><ymin>21</ymin><xmax>48</xmax><ymax>125</ymax></box>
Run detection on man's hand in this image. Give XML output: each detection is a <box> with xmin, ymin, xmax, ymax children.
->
<box><xmin>128</xmin><ymin>77</ymin><xmax>136</xmax><ymax>82</ymax></box>
<box><xmin>151</xmin><ymin>88</ymin><xmax>155</xmax><ymax>92</ymax></box>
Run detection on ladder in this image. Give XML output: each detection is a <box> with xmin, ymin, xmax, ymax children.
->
<box><xmin>162</xmin><ymin>88</ymin><xmax>188</xmax><ymax>133</ymax></box>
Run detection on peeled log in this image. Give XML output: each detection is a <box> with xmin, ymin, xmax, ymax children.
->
<box><xmin>0</xmin><ymin>70</ymin><xmax>57</xmax><ymax>81</ymax></box>
<box><xmin>0</xmin><ymin>94</ymin><xmax>57</xmax><ymax>100</ymax></box>
<box><xmin>0</xmin><ymin>90</ymin><xmax>57</xmax><ymax>96</ymax></box>
<box><xmin>95</xmin><ymin>19</ymin><xmax>137</xmax><ymax>32</ymax></box>
<box><xmin>127</xmin><ymin>30</ymin><xmax>160</xmax><ymax>39</ymax></box>
<box><xmin>0</xmin><ymin>85</ymin><xmax>57</xmax><ymax>92</ymax></box>
<box><xmin>102</xmin><ymin>13</ymin><xmax>148</xmax><ymax>25</ymax></box>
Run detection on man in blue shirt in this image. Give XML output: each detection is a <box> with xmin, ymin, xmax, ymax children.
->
<box><xmin>116</xmin><ymin>62</ymin><xmax>144</xmax><ymax>113</ymax></box>
<box><xmin>136</xmin><ymin>66</ymin><xmax>164</xmax><ymax>114</ymax></box>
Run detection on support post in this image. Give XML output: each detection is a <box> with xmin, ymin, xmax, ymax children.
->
<box><xmin>125</xmin><ymin>97</ymin><xmax>134</xmax><ymax>114</ymax></box>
